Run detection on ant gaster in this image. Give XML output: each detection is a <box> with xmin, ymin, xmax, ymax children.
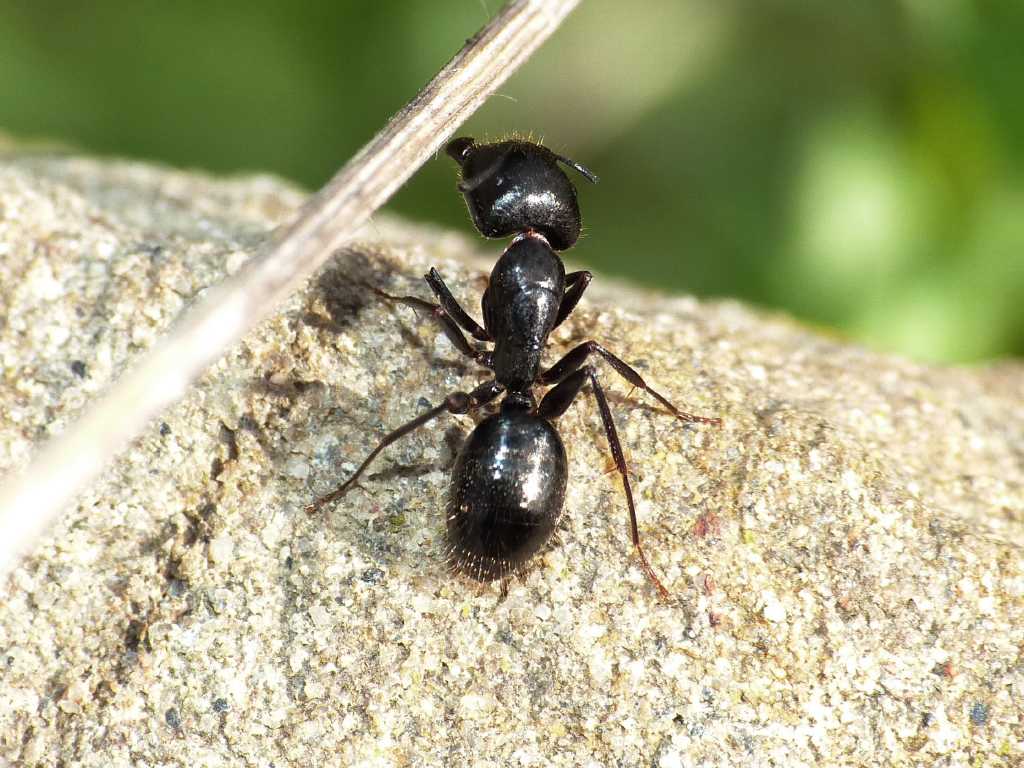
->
<box><xmin>307</xmin><ymin>136</ymin><xmax>719</xmax><ymax>599</ymax></box>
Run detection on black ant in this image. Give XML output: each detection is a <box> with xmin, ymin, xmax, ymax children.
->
<box><xmin>307</xmin><ymin>136</ymin><xmax>719</xmax><ymax>598</ymax></box>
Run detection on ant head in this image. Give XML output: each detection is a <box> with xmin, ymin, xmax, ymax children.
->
<box><xmin>445</xmin><ymin>137</ymin><xmax>597</xmax><ymax>251</ymax></box>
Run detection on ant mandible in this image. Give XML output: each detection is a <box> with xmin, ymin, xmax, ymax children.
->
<box><xmin>306</xmin><ymin>136</ymin><xmax>720</xmax><ymax>599</ymax></box>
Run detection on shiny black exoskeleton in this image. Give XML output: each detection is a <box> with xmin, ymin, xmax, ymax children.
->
<box><xmin>446</xmin><ymin>136</ymin><xmax>593</xmax><ymax>251</ymax></box>
<box><xmin>307</xmin><ymin>136</ymin><xmax>719</xmax><ymax>598</ymax></box>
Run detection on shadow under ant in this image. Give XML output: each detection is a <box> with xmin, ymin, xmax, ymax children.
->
<box><xmin>303</xmin><ymin>246</ymin><xmax>400</xmax><ymax>333</ymax></box>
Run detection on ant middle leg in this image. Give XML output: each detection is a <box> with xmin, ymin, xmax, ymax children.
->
<box><xmin>537</xmin><ymin>366</ymin><xmax>671</xmax><ymax>599</ymax></box>
<box><xmin>306</xmin><ymin>379</ymin><xmax>504</xmax><ymax>515</ymax></box>
<box><xmin>539</xmin><ymin>341</ymin><xmax>720</xmax><ymax>426</ymax></box>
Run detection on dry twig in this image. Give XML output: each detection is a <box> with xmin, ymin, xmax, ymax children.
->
<box><xmin>0</xmin><ymin>0</ymin><xmax>581</xmax><ymax>579</ymax></box>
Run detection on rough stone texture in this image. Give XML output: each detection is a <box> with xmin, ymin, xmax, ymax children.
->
<box><xmin>0</xmin><ymin>150</ymin><xmax>1022</xmax><ymax>768</ymax></box>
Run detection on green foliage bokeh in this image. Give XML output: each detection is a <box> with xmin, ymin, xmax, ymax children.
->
<box><xmin>2</xmin><ymin>0</ymin><xmax>1021</xmax><ymax>362</ymax></box>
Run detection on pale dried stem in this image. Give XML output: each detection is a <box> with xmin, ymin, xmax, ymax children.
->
<box><xmin>0</xmin><ymin>0</ymin><xmax>581</xmax><ymax>579</ymax></box>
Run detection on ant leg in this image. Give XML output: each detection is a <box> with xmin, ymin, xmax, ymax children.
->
<box><xmin>369</xmin><ymin>285</ymin><xmax>491</xmax><ymax>367</ymax></box>
<box><xmin>306</xmin><ymin>380</ymin><xmax>504</xmax><ymax>514</ymax></box>
<box><xmin>552</xmin><ymin>271</ymin><xmax>592</xmax><ymax>329</ymax></box>
<box><xmin>539</xmin><ymin>341</ymin><xmax>720</xmax><ymax>426</ymax></box>
<box><xmin>538</xmin><ymin>366</ymin><xmax>670</xmax><ymax>599</ymax></box>
<box><xmin>425</xmin><ymin>268</ymin><xmax>492</xmax><ymax>341</ymax></box>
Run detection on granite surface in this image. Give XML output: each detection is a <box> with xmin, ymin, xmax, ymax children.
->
<box><xmin>0</xmin><ymin>151</ymin><xmax>1021</xmax><ymax>767</ymax></box>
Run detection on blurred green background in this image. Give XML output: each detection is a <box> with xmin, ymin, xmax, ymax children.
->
<box><xmin>2</xmin><ymin>0</ymin><xmax>1021</xmax><ymax>362</ymax></box>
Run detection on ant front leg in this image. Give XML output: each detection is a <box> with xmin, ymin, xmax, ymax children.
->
<box><xmin>424</xmin><ymin>268</ymin><xmax>492</xmax><ymax>342</ymax></box>
<box><xmin>538</xmin><ymin>366</ymin><xmax>671</xmax><ymax>599</ymax></box>
<box><xmin>367</xmin><ymin>283</ymin><xmax>492</xmax><ymax>369</ymax></box>
<box><xmin>539</xmin><ymin>341</ymin><xmax>719</xmax><ymax>426</ymax></box>
<box><xmin>552</xmin><ymin>270</ymin><xmax>592</xmax><ymax>329</ymax></box>
<box><xmin>306</xmin><ymin>379</ymin><xmax>504</xmax><ymax>514</ymax></box>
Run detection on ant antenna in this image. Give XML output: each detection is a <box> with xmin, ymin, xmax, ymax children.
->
<box><xmin>457</xmin><ymin>152</ymin><xmax>511</xmax><ymax>195</ymax></box>
<box><xmin>554</xmin><ymin>153</ymin><xmax>599</xmax><ymax>184</ymax></box>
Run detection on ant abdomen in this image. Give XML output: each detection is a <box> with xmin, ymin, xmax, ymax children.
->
<box><xmin>446</xmin><ymin>409</ymin><xmax>567</xmax><ymax>582</ymax></box>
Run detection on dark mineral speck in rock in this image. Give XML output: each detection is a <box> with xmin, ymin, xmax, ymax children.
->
<box><xmin>70</xmin><ymin>360</ymin><xmax>87</xmax><ymax>378</ymax></box>
<box><xmin>361</xmin><ymin>567</ymin><xmax>385</xmax><ymax>584</ymax></box>
<box><xmin>238</xmin><ymin>414</ymin><xmax>260</xmax><ymax>432</ymax></box>
<box><xmin>165</xmin><ymin>707</ymin><xmax>181</xmax><ymax>729</ymax></box>
<box><xmin>970</xmin><ymin>702</ymin><xmax>990</xmax><ymax>726</ymax></box>
<box><xmin>417</xmin><ymin>397</ymin><xmax>431</xmax><ymax>410</ymax></box>
<box><xmin>160</xmin><ymin>422</ymin><xmax>171</xmax><ymax>436</ymax></box>
<box><xmin>212</xmin><ymin>697</ymin><xmax>229</xmax><ymax>713</ymax></box>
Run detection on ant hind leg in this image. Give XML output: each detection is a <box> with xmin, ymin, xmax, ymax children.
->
<box><xmin>306</xmin><ymin>380</ymin><xmax>503</xmax><ymax>515</ymax></box>
<box><xmin>538</xmin><ymin>366</ymin><xmax>672</xmax><ymax>600</ymax></box>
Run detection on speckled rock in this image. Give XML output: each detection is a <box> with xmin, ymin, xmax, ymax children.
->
<box><xmin>1</xmin><ymin>151</ymin><xmax>1022</xmax><ymax>768</ymax></box>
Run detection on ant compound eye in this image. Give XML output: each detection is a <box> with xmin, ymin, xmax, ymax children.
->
<box><xmin>446</xmin><ymin>137</ymin><xmax>475</xmax><ymax>166</ymax></box>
